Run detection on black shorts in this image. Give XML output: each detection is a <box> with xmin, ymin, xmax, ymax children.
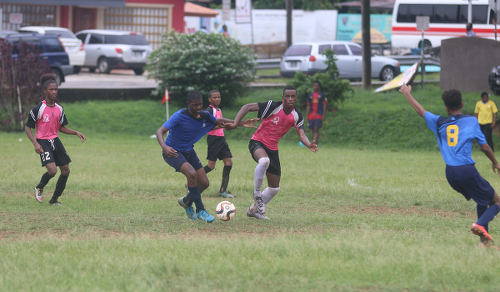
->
<box><xmin>308</xmin><ymin>119</ymin><xmax>322</xmax><ymax>129</ymax></box>
<box><xmin>206</xmin><ymin>135</ymin><xmax>232</xmax><ymax>161</ymax></box>
<box><xmin>248</xmin><ymin>139</ymin><xmax>281</xmax><ymax>176</ymax></box>
<box><xmin>37</xmin><ymin>137</ymin><xmax>71</xmax><ymax>167</ymax></box>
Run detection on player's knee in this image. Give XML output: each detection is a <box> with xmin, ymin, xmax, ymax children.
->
<box><xmin>258</xmin><ymin>157</ymin><xmax>270</xmax><ymax>168</ymax></box>
<box><xmin>47</xmin><ymin>169</ymin><xmax>57</xmax><ymax>177</ymax></box>
<box><xmin>61</xmin><ymin>168</ymin><xmax>70</xmax><ymax>176</ymax></box>
<box><xmin>186</xmin><ymin>170</ymin><xmax>197</xmax><ymax>182</ymax></box>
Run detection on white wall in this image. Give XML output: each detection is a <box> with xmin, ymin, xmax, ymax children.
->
<box><xmin>184</xmin><ymin>9</ymin><xmax>338</xmax><ymax>45</ymax></box>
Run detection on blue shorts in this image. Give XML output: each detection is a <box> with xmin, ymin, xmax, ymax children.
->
<box><xmin>445</xmin><ymin>164</ymin><xmax>495</xmax><ymax>206</ymax></box>
<box><xmin>162</xmin><ymin>149</ymin><xmax>203</xmax><ymax>172</ymax></box>
<box><xmin>308</xmin><ymin>119</ymin><xmax>322</xmax><ymax>129</ymax></box>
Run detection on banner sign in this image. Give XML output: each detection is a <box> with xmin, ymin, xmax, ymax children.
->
<box><xmin>337</xmin><ymin>14</ymin><xmax>392</xmax><ymax>44</ymax></box>
<box><xmin>235</xmin><ymin>0</ymin><xmax>251</xmax><ymax>23</ymax></box>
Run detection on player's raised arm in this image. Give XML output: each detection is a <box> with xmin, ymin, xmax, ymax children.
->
<box><xmin>226</xmin><ymin>103</ymin><xmax>260</xmax><ymax>129</ymax></box>
<box><xmin>399</xmin><ymin>84</ymin><xmax>426</xmax><ymax>118</ymax></box>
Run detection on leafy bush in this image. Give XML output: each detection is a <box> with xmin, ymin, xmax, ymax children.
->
<box><xmin>147</xmin><ymin>32</ymin><xmax>255</xmax><ymax>106</ymax></box>
<box><xmin>0</xmin><ymin>40</ymin><xmax>50</xmax><ymax>131</ymax></box>
<box><xmin>289</xmin><ymin>49</ymin><xmax>352</xmax><ymax>109</ymax></box>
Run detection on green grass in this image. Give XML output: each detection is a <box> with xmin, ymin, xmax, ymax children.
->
<box><xmin>2</xmin><ymin>131</ymin><xmax>500</xmax><ymax>291</ymax></box>
<box><xmin>2</xmin><ymin>85</ymin><xmax>500</xmax><ymax>291</ymax></box>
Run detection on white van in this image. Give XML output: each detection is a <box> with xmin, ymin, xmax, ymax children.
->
<box><xmin>392</xmin><ymin>0</ymin><xmax>497</xmax><ymax>49</ymax></box>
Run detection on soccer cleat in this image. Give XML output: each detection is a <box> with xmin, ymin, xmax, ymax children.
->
<box><xmin>246</xmin><ymin>202</ymin><xmax>269</xmax><ymax>220</ymax></box>
<box><xmin>471</xmin><ymin>223</ymin><xmax>494</xmax><ymax>245</ymax></box>
<box><xmin>255</xmin><ymin>196</ymin><xmax>266</xmax><ymax>215</ymax></box>
<box><xmin>178</xmin><ymin>197</ymin><xmax>196</xmax><ymax>220</ymax></box>
<box><xmin>219</xmin><ymin>191</ymin><xmax>235</xmax><ymax>198</ymax></box>
<box><xmin>49</xmin><ymin>201</ymin><xmax>62</xmax><ymax>206</ymax></box>
<box><xmin>197</xmin><ymin>210</ymin><xmax>215</xmax><ymax>223</ymax></box>
<box><xmin>35</xmin><ymin>187</ymin><xmax>44</xmax><ymax>203</ymax></box>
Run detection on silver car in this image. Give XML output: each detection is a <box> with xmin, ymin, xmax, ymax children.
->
<box><xmin>75</xmin><ymin>29</ymin><xmax>152</xmax><ymax>75</ymax></box>
<box><xmin>280</xmin><ymin>41</ymin><xmax>400</xmax><ymax>81</ymax></box>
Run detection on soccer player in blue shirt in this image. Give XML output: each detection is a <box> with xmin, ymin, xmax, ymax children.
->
<box><xmin>400</xmin><ymin>84</ymin><xmax>500</xmax><ymax>247</ymax></box>
<box><xmin>156</xmin><ymin>90</ymin><xmax>256</xmax><ymax>222</ymax></box>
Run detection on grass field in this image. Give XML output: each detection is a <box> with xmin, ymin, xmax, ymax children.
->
<box><xmin>2</xmin><ymin>130</ymin><xmax>500</xmax><ymax>291</ymax></box>
<box><xmin>2</xmin><ymin>84</ymin><xmax>500</xmax><ymax>291</ymax></box>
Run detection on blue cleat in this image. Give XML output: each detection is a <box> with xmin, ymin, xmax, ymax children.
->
<box><xmin>178</xmin><ymin>197</ymin><xmax>196</xmax><ymax>220</ymax></box>
<box><xmin>197</xmin><ymin>210</ymin><xmax>215</xmax><ymax>223</ymax></box>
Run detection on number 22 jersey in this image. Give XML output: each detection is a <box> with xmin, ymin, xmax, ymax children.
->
<box><xmin>425</xmin><ymin>112</ymin><xmax>487</xmax><ymax>166</ymax></box>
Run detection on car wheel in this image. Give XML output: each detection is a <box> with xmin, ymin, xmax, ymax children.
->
<box><xmin>98</xmin><ymin>58</ymin><xmax>111</xmax><ymax>74</ymax></box>
<box><xmin>89</xmin><ymin>67</ymin><xmax>96</xmax><ymax>73</ymax></box>
<box><xmin>51</xmin><ymin>68</ymin><xmax>63</xmax><ymax>85</ymax></box>
<box><xmin>417</xmin><ymin>39</ymin><xmax>432</xmax><ymax>51</ymax></box>
<box><xmin>380</xmin><ymin>66</ymin><xmax>395</xmax><ymax>81</ymax></box>
<box><xmin>73</xmin><ymin>66</ymin><xmax>81</xmax><ymax>74</ymax></box>
<box><xmin>133</xmin><ymin>68</ymin><xmax>144</xmax><ymax>75</ymax></box>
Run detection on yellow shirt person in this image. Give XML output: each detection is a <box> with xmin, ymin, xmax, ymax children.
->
<box><xmin>474</xmin><ymin>92</ymin><xmax>497</xmax><ymax>151</ymax></box>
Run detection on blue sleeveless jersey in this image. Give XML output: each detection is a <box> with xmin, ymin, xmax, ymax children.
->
<box><xmin>424</xmin><ymin>112</ymin><xmax>486</xmax><ymax>166</ymax></box>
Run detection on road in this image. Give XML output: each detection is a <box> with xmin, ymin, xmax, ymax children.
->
<box><xmin>59</xmin><ymin>69</ymin><xmax>158</xmax><ymax>89</ymax></box>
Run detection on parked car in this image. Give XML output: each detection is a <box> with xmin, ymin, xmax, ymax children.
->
<box><xmin>489</xmin><ymin>65</ymin><xmax>500</xmax><ymax>95</ymax></box>
<box><xmin>0</xmin><ymin>32</ymin><xmax>72</xmax><ymax>84</ymax></box>
<box><xmin>18</xmin><ymin>26</ymin><xmax>85</xmax><ymax>73</ymax></box>
<box><xmin>75</xmin><ymin>29</ymin><xmax>152</xmax><ymax>75</ymax></box>
<box><xmin>280</xmin><ymin>41</ymin><xmax>400</xmax><ymax>81</ymax></box>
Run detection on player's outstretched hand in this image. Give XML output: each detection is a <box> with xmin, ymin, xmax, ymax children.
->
<box><xmin>399</xmin><ymin>83</ymin><xmax>411</xmax><ymax>96</ymax></box>
<box><xmin>241</xmin><ymin>118</ymin><xmax>259</xmax><ymax>128</ymax></box>
<box><xmin>492</xmin><ymin>162</ymin><xmax>500</xmax><ymax>175</ymax></box>
<box><xmin>224</xmin><ymin>123</ymin><xmax>238</xmax><ymax>130</ymax></box>
<box><xmin>308</xmin><ymin>142</ymin><xmax>318</xmax><ymax>152</ymax></box>
<box><xmin>163</xmin><ymin>145</ymin><xmax>178</xmax><ymax>158</ymax></box>
<box><xmin>76</xmin><ymin>131</ymin><xmax>86</xmax><ymax>142</ymax></box>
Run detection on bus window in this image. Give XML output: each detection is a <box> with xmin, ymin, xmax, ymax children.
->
<box><xmin>472</xmin><ymin>5</ymin><xmax>488</xmax><ymax>24</ymax></box>
<box><xmin>432</xmin><ymin>5</ymin><xmax>458</xmax><ymax>23</ymax></box>
<box><xmin>397</xmin><ymin>4</ymin><xmax>432</xmax><ymax>23</ymax></box>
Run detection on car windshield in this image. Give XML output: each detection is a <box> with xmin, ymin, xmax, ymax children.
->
<box><xmin>46</xmin><ymin>30</ymin><xmax>76</xmax><ymax>39</ymax></box>
<box><xmin>284</xmin><ymin>45</ymin><xmax>312</xmax><ymax>56</ymax></box>
<box><xmin>104</xmin><ymin>34</ymin><xmax>149</xmax><ymax>45</ymax></box>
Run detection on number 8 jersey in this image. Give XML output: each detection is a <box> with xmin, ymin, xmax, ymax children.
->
<box><xmin>425</xmin><ymin>112</ymin><xmax>487</xmax><ymax>166</ymax></box>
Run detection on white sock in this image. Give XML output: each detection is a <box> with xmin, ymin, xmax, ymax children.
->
<box><xmin>262</xmin><ymin>187</ymin><xmax>280</xmax><ymax>204</ymax></box>
<box><xmin>254</xmin><ymin>157</ymin><xmax>270</xmax><ymax>198</ymax></box>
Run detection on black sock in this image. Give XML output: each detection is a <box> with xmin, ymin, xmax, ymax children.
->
<box><xmin>219</xmin><ymin>165</ymin><xmax>232</xmax><ymax>193</ymax></box>
<box><xmin>204</xmin><ymin>165</ymin><xmax>213</xmax><ymax>174</ymax></box>
<box><xmin>50</xmin><ymin>174</ymin><xmax>69</xmax><ymax>203</ymax></box>
<box><xmin>37</xmin><ymin>172</ymin><xmax>55</xmax><ymax>189</ymax></box>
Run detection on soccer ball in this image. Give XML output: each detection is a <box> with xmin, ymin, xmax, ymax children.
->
<box><xmin>215</xmin><ymin>201</ymin><xmax>236</xmax><ymax>221</ymax></box>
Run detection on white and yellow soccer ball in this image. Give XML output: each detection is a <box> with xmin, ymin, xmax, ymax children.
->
<box><xmin>215</xmin><ymin>201</ymin><xmax>236</xmax><ymax>221</ymax></box>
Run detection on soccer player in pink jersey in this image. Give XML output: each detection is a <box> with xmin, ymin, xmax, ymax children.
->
<box><xmin>228</xmin><ymin>85</ymin><xmax>318</xmax><ymax>219</ymax></box>
<box><xmin>25</xmin><ymin>73</ymin><xmax>86</xmax><ymax>205</ymax></box>
<box><xmin>203</xmin><ymin>90</ymin><xmax>235</xmax><ymax>198</ymax></box>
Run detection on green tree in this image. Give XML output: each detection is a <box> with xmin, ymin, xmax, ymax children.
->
<box><xmin>147</xmin><ymin>32</ymin><xmax>255</xmax><ymax>106</ymax></box>
<box><xmin>289</xmin><ymin>49</ymin><xmax>352</xmax><ymax>109</ymax></box>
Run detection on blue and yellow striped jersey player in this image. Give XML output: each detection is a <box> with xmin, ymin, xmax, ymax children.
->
<box><xmin>156</xmin><ymin>90</ymin><xmax>257</xmax><ymax>223</ymax></box>
<box><xmin>400</xmin><ymin>84</ymin><xmax>500</xmax><ymax>247</ymax></box>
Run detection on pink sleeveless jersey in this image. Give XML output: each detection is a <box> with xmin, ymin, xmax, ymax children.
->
<box><xmin>206</xmin><ymin>105</ymin><xmax>224</xmax><ymax>136</ymax></box>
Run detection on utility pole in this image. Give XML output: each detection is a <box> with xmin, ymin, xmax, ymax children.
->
<box><xmin>286</xmin><ymin>0</ymin><xmax>293</xmax><ymax>48</ymax></box>
<box><xmin>362</xmin><ymin>0</ymin><xmax>371</xmax><ymax>89</ymax></box>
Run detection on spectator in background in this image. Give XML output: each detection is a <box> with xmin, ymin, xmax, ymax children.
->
<box><xmin>306</xmin><ymin>80</ymin><xmax>328</xmax><ymax>145</ymax></box>
<box><xmin>466</xmin><ymin>23</ymin><xmax>476</xmax><ymax>37</ymax></box>
<box><xmin>475</xmin><ymin>92</ymin><xmax>498</xmax><ymax>151</ymax></box>
<box><xmin>221</xmin><ymin>24</ymin><xmax>230</xmax><ymax>37</ymax></box>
